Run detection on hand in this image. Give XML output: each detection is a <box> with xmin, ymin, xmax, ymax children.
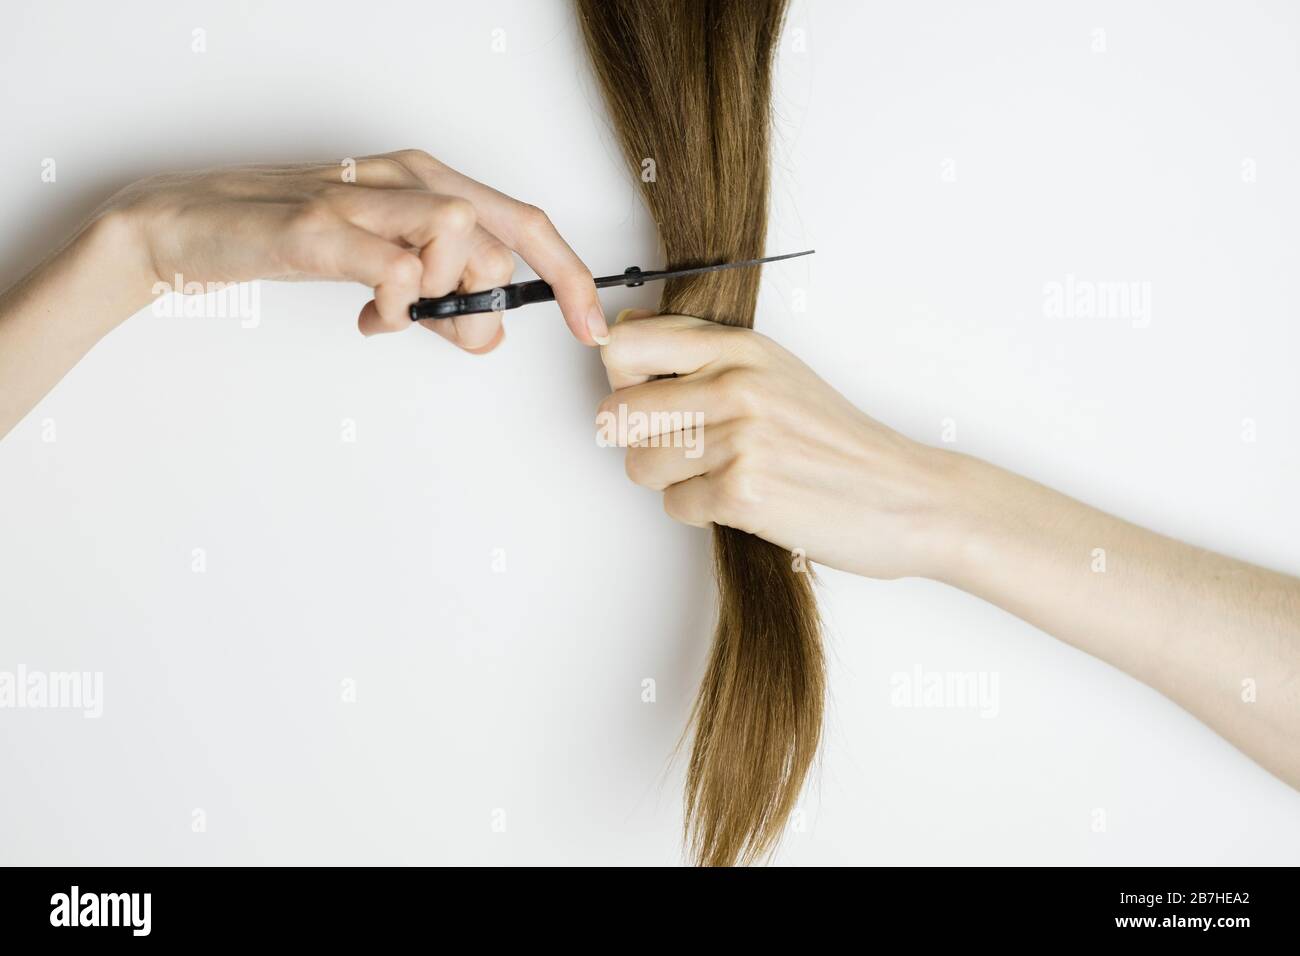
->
<box><xmin>101</xmin><ymin>149</ymin><xmax>609</xmax><ymax>351</ymax></box>
<box><xmin>596</xmin><ymin>312</ymin><xmax>960</xmax><ymax>579</ymax></box>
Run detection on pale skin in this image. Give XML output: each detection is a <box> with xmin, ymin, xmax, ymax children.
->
<box><xmin>3</xmin><ymin>154</ymin><xmax>1297</xmax><ymax>792</ymax></box>
<box><xmin>598</xmin><ymin>311</ymin><xmax>1300</xmax><ymax>791</ymax></box>
<box><xmin>0</xmin><ymin>149</ymin><xmax>609</xmax><ymax>437</ymax></box>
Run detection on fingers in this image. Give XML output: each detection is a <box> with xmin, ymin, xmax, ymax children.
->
<box><xmin>607</xmin><ymin>413</ymin><xmax>751</xmax><ymax>531</ymax></box>
<box><xmin>296</xmin><ymin>151</ymin><xmax>605</xmax><ymax>348</ymax></box>
<box><xmin>596</xmin><ymin>319</ymin><xmax>764</xmax><ymax>434</ymax></box>
<box><xmin>659</xmin><ymin>460</ymin><xmax>763</xmax><ymax>532</ymax></box>
<box><xmin>278</xmin><ymin>188</ymin><xmax>478</xmax><ymax>335</ymax></box>
<box><xmin>604</xmin><ymin>410</ymin><xmax>763</xmax><ymax>534</ymax></box>
<box><xmin>621</xmin><ymin>421</ymin><xmax>735</xmax><ymax>491</ymax></box>
<box><xmin>502</xmin><ymin>204</ymin><xmax>607</xmax><ymax>346</ymax></box>
<box><xmin>414</xmin><ymin>217</ymin><xmax>477</xmax><ymax>300</ymax></box>
<box><xmin>386</xmin><ymin>151</ymin><xmax>606</xmax><ymax>347</ymax></box>
<box><xmin>419</xmin><ymin>233</ymin><xmax>516</xmax><ymax>353</ymax></box>
<box><xmin>599</xmin><ymin>313</ymin><xmax>743</xmax><ymax>387</ymax></box>
<box><xmin>661</xmin><ymin>476</ymin><xmax>715</xmax><ymax>528</ymax></box>
<box><xmin>596</xmin><ymin>374</ymin><xmax>740</xmax><ymax>445</ymax></box>
<box><xmin>603</xmin><ymin>308</ymin><xmax>656</xmax><ymax>389</ymax></box>
<box><xmin>330</xmin><ymin>186</ymin><xmax>510</xmax><ymax>344</ymax></box>
<box><xmin>595</xmin><ymin>315</ymin><xmax>777</xmax><ymax>534</ymax></box>
<box><xmin>334</xmin><ymin>188</ymin><xmax>479</xmax><ymax>296</ymax></box>
<box><xmin>283</xmin><ymin>220</ymin><xmax>423</xmax><ymax>334</ymax></box>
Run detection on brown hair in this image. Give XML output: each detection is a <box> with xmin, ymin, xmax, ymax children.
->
<box><xmin>577</xmin><ymin>0</ymin><xmax>823</xmax><ymax>866</ymax></box>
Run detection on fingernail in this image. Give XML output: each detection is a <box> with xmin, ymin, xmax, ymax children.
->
<box><xmin>614</xmin><ymin>308</ymin><xmax>635</xmax><ymax>326</ymax></box>
<box><xmin>586</xmin><ymin>306</ymin><xmax>610</xmax><ymax>346</ymax></box>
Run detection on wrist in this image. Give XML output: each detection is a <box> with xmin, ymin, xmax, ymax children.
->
<box><xmin>76</xmin><ymin>205</ymin><xmax>160</xmax><ymax>327</ymax></box>
<box><xmin>903</xmin><ymin>446</ymin><xmax>1002</xmax><ymax>586</ymax></box>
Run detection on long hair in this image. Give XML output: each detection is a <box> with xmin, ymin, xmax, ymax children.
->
<box><xmin>577</xmin><ymin>0</ymin><xmax>823</xmax><ymax>866</ymax></box>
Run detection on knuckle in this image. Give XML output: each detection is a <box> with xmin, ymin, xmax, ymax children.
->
<box><xmin>436</xmin><ymin>196</ymin><xmax>477</xmax><ymax>233</ymax></box>
<box><xmin>514</xmin><ymin>202</ymin><xmax>554</xmax><ymax>238</ymax></box>
<box><xmin>481</xmin><ymin>243</ymin><xmax>516</xmax><ymax>278</ymax></box>
<box><xmin>362</xmin><ymin>155</ymin><xmax>419</xmax><ymax>186</ymax></box>
<box><xmin>385</xmin><ymin>253</ymin><xmax>423</xmax><ymax>287</ymax></box>
<box><xmin>713</xmin><ymin>461</ymin><xmax>761</xmax><ymax>525</ymax></box>
<box><xmin>725</xmin><ymin>417</ymin><xmax>763</xmax><ymax>459</ymax></box>
<box><xmin>714</xmin><ymin>366</ymin><xmax>764</xmax><ymax>415</ymax></box>
<box><xmin>390</xmin><ymin>148</ymin><xmax>433</xmax><ymax>168</ymax></box>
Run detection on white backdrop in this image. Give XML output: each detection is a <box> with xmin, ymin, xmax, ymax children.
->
<box><xmin>1</xmin><ymin>0</ymin><xmax>1297</xmax><ymax>865</ymax></box>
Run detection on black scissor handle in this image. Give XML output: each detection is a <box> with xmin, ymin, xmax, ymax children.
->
<box><xmin>409</xmin><ymin>269</ymin><xmax>645</xmax><ymax>320</ymax></box>
<box><xmin>410</xmin><ymin>288</ymin><xmax>502</xmax><ymax>320</ymax></box>
<box><xmin>409</xmin><ymin>278</ymin><xmax>558</xmax><ymax>320</ymax></box>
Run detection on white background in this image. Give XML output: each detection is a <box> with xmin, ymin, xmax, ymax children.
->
<box><xmin>1</xmin><ymin>0</ymin><xmax>1297</xmax><ymax>865</ymax></box>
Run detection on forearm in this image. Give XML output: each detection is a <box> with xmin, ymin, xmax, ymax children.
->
<box><xmin>595</xmin><ymin>317</ymin><xmax>1300</xmax><ymax>788</ymax></box>
<box><xmin>0</xmin><ymin>211</ymin><xmax>154</xmax><ymax>437</ymax></box>
<box><xmin>935</xmin><ymin>452</ymin><xmax>1300</xmax><ymax>788</ymax></box>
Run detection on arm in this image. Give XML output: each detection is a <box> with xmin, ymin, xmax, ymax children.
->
<box><xmin>0</xmin><ymin>149</ymin><xmax>609</xmax><ymax>439</ymax></box>
<box><xmin>597</xmin><ymin>312</ymin><xmax>1300</xmax><ymax>789</ymax></box>
<box><xmin>942</xmin><ymin>455</ymin><xmax>1300</xmax><ymax>786</ymax></box>
<box><xmin>0</xmin><ymin>214</ymin><xmax>152</xmax><ymax>436</ymax></box>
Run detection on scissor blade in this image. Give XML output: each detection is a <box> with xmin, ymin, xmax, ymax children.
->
<box><xmin>652</xmin><ymin>249</ymin><xmax>815</xmax><ymax>283</ymax></box>
<box><xmin>591</xmin><ymin>249</ymin><xmax>814</xmax><ymax>289</ymax></box>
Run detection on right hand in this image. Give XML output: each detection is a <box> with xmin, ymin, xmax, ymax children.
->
<box><xmin>102</xmin><ymin>149</ymin><xmax>608</xmax><ymax>352</ymax></box>
<box><xmin>597</xmin><ymin>312</ymin><xmax>961</xmax><ymax>581</ymax></box>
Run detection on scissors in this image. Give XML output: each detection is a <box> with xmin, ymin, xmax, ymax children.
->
<box><xmin>408</xmin><ymin>249</ymin><xmax>814</xmax><ymax>321</ymax></box>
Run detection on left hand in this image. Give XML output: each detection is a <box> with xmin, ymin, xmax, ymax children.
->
<box><xmin>596</xmin><ymin>311</ymin><xmax>960</xmax><ymax>580</ymax></box>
